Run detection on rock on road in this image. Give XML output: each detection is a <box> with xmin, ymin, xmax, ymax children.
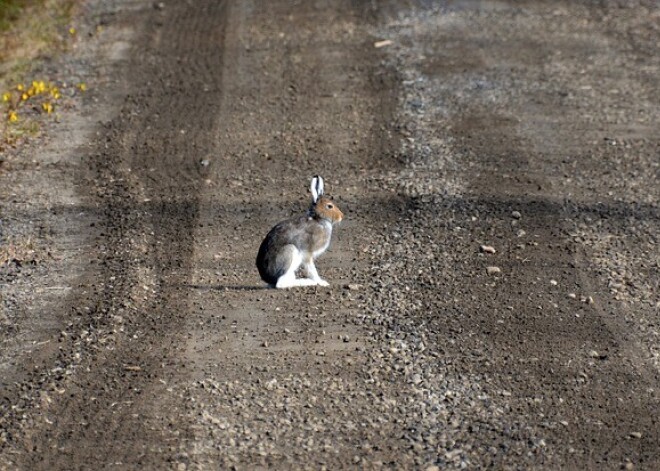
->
<box><xmin>0</xmin><ymin>0</ymin><xmax>658</xmax><ymax>469</ymax></box>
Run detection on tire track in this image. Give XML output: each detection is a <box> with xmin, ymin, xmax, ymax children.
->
<box><xmin>14</xmin><ymin>1</ymin><xmax>229</xmax><ymax>468</ymax></box>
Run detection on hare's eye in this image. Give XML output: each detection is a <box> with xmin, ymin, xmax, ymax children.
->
<box><xmin>326</xmin><ymin>204</ymin><xmax>334</xmax><ymax>209</ymax></box>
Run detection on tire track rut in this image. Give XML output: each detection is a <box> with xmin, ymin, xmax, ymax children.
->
<box><xmin>16</xmin><ymin>1</ymin><xmax>228</xmax><ymax>468</ymax></box>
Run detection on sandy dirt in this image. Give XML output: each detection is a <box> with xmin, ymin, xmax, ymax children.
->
<box><xmin>1</xmin><ymin>0</ymin><xmax>658</xmax><ymax>469</ymax></box>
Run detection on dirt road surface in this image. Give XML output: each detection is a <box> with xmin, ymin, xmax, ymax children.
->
<box><xmin>1</xmin><ymin>0</ymin><xmax>658</xmax><ymax>469</ymax></box>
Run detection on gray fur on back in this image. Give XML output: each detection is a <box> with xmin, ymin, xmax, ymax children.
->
<box><xmin>256</xmin><ymin>215</ymin><xmax>332</xmax><ymax>284</ymax></box>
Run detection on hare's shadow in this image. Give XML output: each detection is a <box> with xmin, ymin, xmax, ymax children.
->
<box><xmin>178</xmin><ymin>283</ymin><xmax>270</xmax><ymax>292</ymax></box>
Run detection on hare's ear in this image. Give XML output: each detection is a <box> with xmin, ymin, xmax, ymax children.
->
<box><xmin>310</xmin><ymin>175</ymin><xmax>324</xmax><ymax>202</ymax></box>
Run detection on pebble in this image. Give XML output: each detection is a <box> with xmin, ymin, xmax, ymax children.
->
<box><xmin>486</xmin><ymin>266</ymin><xmax>501</xmax><ymax>275</ymax></box>
<box><xmin>346</xmin><ymin>283</ymin><xmax>362</xmax><ymax>291</ymax></box>
<box><xmin>374</xmin><ymin>39</ymin><xmax>393</xmax><ymax>48</ymax></box>
<box><xmin>550</xmin><ymin>279</ymin><xmax>558</xmax><ymax>286</ymax></box>
<box><xmin>512</xmin><ymin>211</ymin><xmax>522</xmax><ymax>219</ymax></box>
<box><xmin>480</xmin><ymin>245</ymin><xmax>496</xmax><ymax>254</ymax></box>
<box><xmin>629</xmin><ymin>432</ymin><xmax>642</xmax><ymax>439</ymax></box>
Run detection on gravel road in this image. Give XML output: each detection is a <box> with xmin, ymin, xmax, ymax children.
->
<box><xmin>1</xmin><ymin>0</ymin><xmax>658</xmax><ymax>469</ymax></box>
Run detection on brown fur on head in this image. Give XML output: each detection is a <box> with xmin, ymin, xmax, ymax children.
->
<box><xmin>310</xmin><ymin>176</ymin><xmax>343</xmax><ymax>224</ymax></box>
<box><xmin>313</xmin><ymin>196</ymin><xmax>343</xmax><ymax>223</ymax></box>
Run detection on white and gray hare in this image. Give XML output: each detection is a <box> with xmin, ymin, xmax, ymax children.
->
<box><xmin>256</xmin><ymin>176</ymin><xmax>343</xmax><ymax>288</ymax></box>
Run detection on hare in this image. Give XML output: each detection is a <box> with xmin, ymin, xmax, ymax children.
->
<box><xmin>256</xmin><ymin>176</ymin><xmax>343</xmax><ymax>288</ymax></box>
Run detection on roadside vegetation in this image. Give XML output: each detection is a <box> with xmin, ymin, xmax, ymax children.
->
<box><xmin>0</xmin><ymin>0</ymin><xmax>82</xmax><ymax>148</ymax></box>
<box><xmin>0</xmin><ymin>0</ymin><xmax>84</xmax><ymax>276</ymax></box>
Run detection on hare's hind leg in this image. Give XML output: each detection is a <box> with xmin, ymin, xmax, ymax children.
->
<box><xmin>275</xmin><ymin>245</ymin><xmax>317</xmax><ymax>289</ymax></box>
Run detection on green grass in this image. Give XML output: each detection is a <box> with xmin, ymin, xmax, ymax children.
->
<box><xmin>0</xmin><ymin>0</ymin><xmax>31</xmax><ymax>30</ymax></box>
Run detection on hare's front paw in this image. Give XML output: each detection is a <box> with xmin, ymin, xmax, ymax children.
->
<box><xmin>317</xmin><ymin>279</ymin><xmax>330</xmax><ymax>287</ymax></box>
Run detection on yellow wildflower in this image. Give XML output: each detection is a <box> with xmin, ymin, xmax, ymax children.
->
<box><xmin>69</xmin><ymin>27</ymin><xmax>76</xmax><ymax>35</ymax></box>
<box><xmin>8</xmin><ymin>111</ymin><xmax>18</xmax><ymax>122</ymax></box>
<box><xmin>16</xmin><ymin>84</ymin><xmax>24</xmax><ymax>91</ymax></box>
<box><xmin>77</xmin><ymin>82</ymin><xmax>87</xmax><ymax>92</ymax></box>
<box><xmin>21</xmin><ymin>93</ymin><xmax>29</xmax><ymax>101</ymax></box>
<box><xmin>32</xmin><ymin>80</ymin><xmax>47</xmax><ymax>94</ymax></box>
<box><xmin>42</xmin><ymin>102</ymin><xmax>54</xmax><ymax>114</ymax></box>
<box><xmin>50</xmin><ymin>87</ymin><xmax>61</xmax><ymax>100</ymax></box>
<box><xmin>2</xmin><ymin>92</ymin><xmax>11</xmax><ymax>102</ymax></box>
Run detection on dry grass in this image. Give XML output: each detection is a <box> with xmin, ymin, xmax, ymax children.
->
<box><xmin>0</xmin><ymin>236</ymin><xmax>40</xmax><ymax>265</ymax></box>
<box><xmin>0</xmin><ymin>0</ymin><xmax>77</xmax><ymax>64</ymax></box>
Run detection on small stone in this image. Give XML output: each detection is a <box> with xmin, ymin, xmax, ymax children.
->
<box><xmin>550</xmin><ymin>279</ymin><xmax>558</xmax><ymax>286</ymax></box>
<box><xmin>411</xmin><ymin>374</ymin><xmax>422</xmax><ymax>385</ymax></box>
<box><xmin>512</xmin><ymin>211</ymin><xmax>522</xmax><ymax>219</ymax></box>
<box><xmin>568</xmin><ymin>293</ymin><xmax>577</xmax><ymax>299</ymax></box>
<box><xmin>346</xmin><ymin>283</ymin><xmax>362</xmax><ymax>291</ymax></box>
<box><xmin>486</xmin><ymin>266</ymin><xmax>501</xmax><ymax>275</ymax></box>
<box><xmin>589</xmin><ymin>350</ymin><xmax>600</xmax><ymax>358</ymax></box>
<box><xmin>425</xmin><ymin>466</ymin><xmax>440</xmax><ymax>471</ymax></box>
<box><xmin>480</xmin><ymin>245</ymin><xmax>496</xmax><ymax>254</ymax></box>
<box><xmin>374</xmin><ymin>39</ymin><xmax>393</xmax><ymax>48</ymax></box>
<box><xmin>200</xmin><ymin>159</ymin><xmax>210</xmax><ymax>167</ymax></box>
<box><xmin>262</xmin><ymin>341</ymin><xmax>269</xmax><ymax>348</ymax></box>
<box><xmin>629</xmin><ymin>432</ymin><xmax>642</xmax><ymax>439</ymax></box>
